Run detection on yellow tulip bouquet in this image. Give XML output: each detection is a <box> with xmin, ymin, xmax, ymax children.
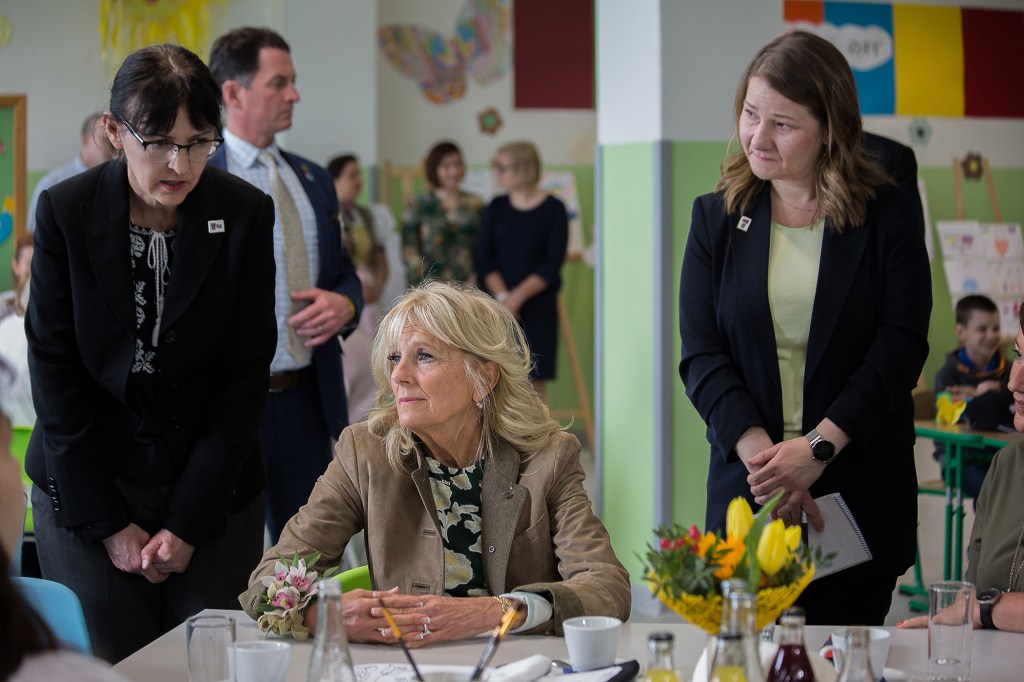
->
<box><xmin>643</xmin><ymin>491</ymin><xmax>828</xmax><ymax>633</ymax></box>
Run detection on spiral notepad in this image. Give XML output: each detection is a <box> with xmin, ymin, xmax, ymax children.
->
<box><xmin>807</xmin><ymin>492</ymin><xmax>872</xmax><ymax>580</ymax></box>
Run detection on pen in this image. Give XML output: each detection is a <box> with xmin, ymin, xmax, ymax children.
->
<box><xmin>378</xmin><ymin>599</ymin><xmax>425</xmax><ymax>682</ymax></box>
<box><xmin>469</xmin><ymin>601</ymin><xmax>523</xmax><ymax>681</ymax></box>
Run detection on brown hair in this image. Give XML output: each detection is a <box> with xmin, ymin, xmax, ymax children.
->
<box><xmin>423</xmin><ymin>141</ymin><xmax>463</xmax><ymax>189</ymax></box>
<box><xmin>717</xmin><ymin>31</ymin><xmax>891</xmax><ymax>231</ymax></box>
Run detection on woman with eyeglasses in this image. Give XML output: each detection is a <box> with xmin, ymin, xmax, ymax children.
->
<box><xmin>25</xmin><ymin>44</ymin><xmax>276</xmax><ymax>662</ymax></box>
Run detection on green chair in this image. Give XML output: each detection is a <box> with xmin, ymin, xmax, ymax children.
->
<box><xmin>333</xmin><ymin>564</ymin><xmax>372</xmax><ymax>592</ymax></box>
<box><xmin>11</xmin><ymin>425</ymin><xmax>33</xmax><ymax>534</ymax></box>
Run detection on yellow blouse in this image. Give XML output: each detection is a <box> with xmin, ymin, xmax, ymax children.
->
<box><xmin>768</xmin><ymin>218</ymin><xmax>824</xmax><ymax>439</ymax></box>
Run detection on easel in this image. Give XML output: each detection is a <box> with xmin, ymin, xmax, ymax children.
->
<box><xmin>379</xmin><ymin>162</ymin><xmax>596</xmax><ymax>446</ymax></box>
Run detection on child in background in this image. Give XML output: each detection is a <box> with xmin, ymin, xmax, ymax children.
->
<box><xmin>934</xmin><ymin>294</ymin><xmax>1011</xmax><ymax>501</ymax></box>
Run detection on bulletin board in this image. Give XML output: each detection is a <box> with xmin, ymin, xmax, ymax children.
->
<box><xmin>0</xmin><ymin>95</ymin><xmax>27</xmax><ymax>259</ymax></box>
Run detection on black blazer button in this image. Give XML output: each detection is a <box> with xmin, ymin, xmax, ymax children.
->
<box><xmin>169</xmin><ymin>381</ymin><xmax>181</xmax><ymax>391</ymax></box>
<box><xmin>170</xmin><ymin>416</ymin><xmax>182</xmax><ymax>429</ymax></box>
<box><xmin>163</xmin><ymin>331</ymin><xmax>176</xmax><ymax>344</ymax></box>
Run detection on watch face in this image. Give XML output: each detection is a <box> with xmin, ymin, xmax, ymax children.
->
<box><xmin>812</xmin><ymin>440</ymin><xmax>835</xmax><ymax>462</ymax></box>
<box><xmin>979</xmin><ymin>588</ymin><xmax>1001</xmax><ymax>604</ymax></box>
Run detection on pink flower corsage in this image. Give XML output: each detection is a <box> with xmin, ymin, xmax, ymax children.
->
<box><xmin>255</xmin><ymin>551</ymin><xmax>339</xmax><ymax>641</ymax></box>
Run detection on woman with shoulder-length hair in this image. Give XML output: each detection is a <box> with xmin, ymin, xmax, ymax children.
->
<box><xmin>678</xmin><ymin>30</ymin><xmax>931</xmax><ymax>625</ymax></box>
<box><xmin>240</xmin><ymin>281</ymin><xmax>629</xmax><ymax>646</ymax></box>
<box><xmin>26</xmin><ymin>43</ymin><xmax>276</xmax><ymax>661</ymax></box>
<box><xmin>477</xmin><ymin>141</ymin><xmax>568</xmax><ymax>402</ymax></box>
<box><xmin>401</xmin><ymin>141</ymin><xmax>484</xmax><ymax>287</ymax></box>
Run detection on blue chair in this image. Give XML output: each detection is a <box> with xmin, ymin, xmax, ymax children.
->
<box><xmin>13</xmin><ymin>576</ymin><xmax>92</xmax><ymax>654</ymax></box>
<box><xmin>333</xmin><ymin>564</ymin><xmax>372</xmax><ymax>592</ymax></box>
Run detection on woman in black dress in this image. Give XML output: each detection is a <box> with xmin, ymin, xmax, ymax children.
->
<box><xmin>477</xmin><ymin>141</ymin><xmax>568</xmax><ymax>402</ymax></box>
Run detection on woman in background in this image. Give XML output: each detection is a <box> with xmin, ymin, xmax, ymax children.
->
<box><xmin>401</xmin><ymin>141</ymin><xmax>483</xmax><ymax>286</ymax></box>
<box><xmin>477</xmin><ymin>141</ymin><xmax>568</xmax><ymax>402</ymax></box>
<box><xmin>677</xmin><ymin>31</ymin><xmax>930</xmax><ymax>624</ymax></box>
<box><xmin>329</xmin><ymin>153</ymin><xmax>388</xmax><ymax>424</ymax></box>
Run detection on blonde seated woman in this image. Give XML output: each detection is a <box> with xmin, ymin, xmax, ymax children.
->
<box><xmin>239</xmin><ymin>281</ymin><xmax>629</xmax><ymax>645</ymax></box>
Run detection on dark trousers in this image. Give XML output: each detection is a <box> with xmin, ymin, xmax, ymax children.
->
<box><xmin>796</xmin><ymin>557</ymin><xmax>900</xmax><ymax>625</ymax></box>
<box><xmin>32</xmin><ymin>485</ymin><xmax>264</xmax><ymax>663</ymax></box>
<box><xmin>259</xmin><ymin>377</ymin><xmax>334</xmax><ymax>542</ymax></box>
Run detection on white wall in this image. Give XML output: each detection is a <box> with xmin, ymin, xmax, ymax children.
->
<box><xmin>595</xmin><ymin>0</ymin><xmax>662</xmax><ymax>145</ymax></box>
<box><xmin>376</xmin><ymin>0</ymin><xmax>596</xmax><ymax>167</ymax></box>
<box><xmin>0</xmin><ymin>0</ymin><xmax>377</xmax><ymax>172</ymax></box>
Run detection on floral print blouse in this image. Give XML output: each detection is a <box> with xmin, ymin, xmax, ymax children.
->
<box><xmin>401</xmin><ymin>190</ymin><xmax>484</xmax><ymax>286</ymax></box>
<box><xmin>425</xmin><ymin>456</ymin><xmax>489</xmax><ymax>597</ymax></box>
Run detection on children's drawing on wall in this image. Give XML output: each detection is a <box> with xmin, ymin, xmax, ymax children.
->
<box><xmin>783</xmin><ymin>1</ymin><xmax>1024</xmax><ymax>118</ymax></box>
<box><xmin>939</xmin><ymin>221</ymin><xmax>1024</xmax><ymax>334</ymax></box>
<box><xmin>477</xmin><ymin>107</ymin><xmax>502</xmax><ymax>135</ymax></box>
<box><xmin>378</xmin><ymin>0</ymin><xmax>511</xmax><ymax>105</ymax></box>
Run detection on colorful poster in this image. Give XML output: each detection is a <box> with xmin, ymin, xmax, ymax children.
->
<box><xmin>783</xmin><ymin>1</ymin><xmax>1024</xmax><ymax>118</ymax></box>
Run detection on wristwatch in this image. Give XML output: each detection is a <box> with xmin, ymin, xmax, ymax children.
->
<box><xmin>978</xmin><ymin>588</ymin><xmax>1002</xmax><ymax>629</ymax></box>
<box><xmin>806</xmin><ymin>429</ymin><xmax>837</xmax><ymax>464</ymax></box>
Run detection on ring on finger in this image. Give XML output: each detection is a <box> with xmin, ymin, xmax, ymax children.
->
<box><xmin>422</xmin><ymin>623</ymin><xmax>431</xmax><ymax>636</ymax></box>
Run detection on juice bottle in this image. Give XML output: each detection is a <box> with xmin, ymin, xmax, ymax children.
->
<box><xmin>642</xmin><ymin>631</ymin><xmax>680</xmax><ymax>682</ymax></box>
<box><xmin>710</xmin><ymin>632</ymin><xmax>749</xmax><ymax>682</ymax></box>
<box><xmin>766</xmin><ymin>607</ymin><xmax>815</xmax><ymax>682</ymax></box>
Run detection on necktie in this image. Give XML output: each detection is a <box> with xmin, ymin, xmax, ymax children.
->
<box><xmin>261</xmin><ymin>151</ymin><xmax>312</xmax><ymax>364</ymax></box>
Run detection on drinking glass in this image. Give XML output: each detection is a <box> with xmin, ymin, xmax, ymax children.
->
<box><xmin>186</xmin><ymin>614</ymin><xmax>236</xmax><ymax>682</ymax></box>
<box><xmin>928</xmin><ymin>581</ymin><xmax>973</xmax><ymax>682</ymax></box>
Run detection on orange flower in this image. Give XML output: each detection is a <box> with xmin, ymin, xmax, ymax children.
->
<box><xmin>713</xmin><ymin>535</ymin><xmax>746</xmax><ymax>579</ymax></box>
<box><xmin>696</xmin><ymin>531</ymin><xmax>717</xmax><ymax>557</ymax></box>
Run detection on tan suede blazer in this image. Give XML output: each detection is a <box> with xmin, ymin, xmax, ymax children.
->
<box><xmin>240</xmin><ymin>422</ymin><xmax>630</xmax><ymax>634</ymax></box>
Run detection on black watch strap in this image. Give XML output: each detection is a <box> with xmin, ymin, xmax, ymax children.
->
<box><xmin>979</xmin><ymin>589</ymin><xmax>1001</xmax><ymax>629</ymax></box>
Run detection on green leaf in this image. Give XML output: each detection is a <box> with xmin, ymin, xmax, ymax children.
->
<box><xmin>742</xmin><ymin>490</ymin><xmax>784</xmax><ymax>590</ymax></box>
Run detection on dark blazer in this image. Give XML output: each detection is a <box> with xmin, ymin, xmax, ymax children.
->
<box><xmin>208</xmin><ymin>147</ymin><xmax>364</xmax><ymax>438</ymax></box>
<box><xmin>25</xmin><ymin>160</ymin><xmax>277</xmax><ymax>545</ymax></box>
<box><xmin>678</xmin><ymin>182</ymin><xmax>931</xmax><ymax>569</ymax></box>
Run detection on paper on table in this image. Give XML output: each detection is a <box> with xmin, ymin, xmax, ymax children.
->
<box><xmin>808</xmin><ymin>492</ymin><xmax>872</xmax><ymax>580</ymax></box>
<box><xmin>354</xmin><ymin>654</ymin><xmax>551</xmax><ymax>681</ymax></box>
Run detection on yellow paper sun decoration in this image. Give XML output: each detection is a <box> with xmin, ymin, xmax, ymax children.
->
<box><xmin>100</xmin><ymin>0</ymin><xmax>227</xmax><ymax>72</ymax></box>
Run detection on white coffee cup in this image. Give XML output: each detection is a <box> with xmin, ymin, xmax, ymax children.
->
<box><xmin>819</xmin><ymin>626</ymin><xmax>890</xmax><ymax>675</ymax></box>
<box><xmin>228</xmin><ymin>640</ymin><xmax>291</xmax><ymax>682</ymax></box>
<box><xmin>562</xmin><ymin>616</ymin><xmax>622</xmax><ymax>672</ymax></box>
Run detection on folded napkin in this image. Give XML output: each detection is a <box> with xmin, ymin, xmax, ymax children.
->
<box><xmin>354</xmin><ymin>654</ymin><xmax>551</xmax><ymax>681</ymax></box>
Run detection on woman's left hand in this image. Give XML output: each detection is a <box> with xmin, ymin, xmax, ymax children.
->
<box><xmin>746</xmin><ymin>438</ymin><xmax>825</xmax><ymax>518</ymax></box>
<box><xmin>140</xmin><ymin>528</ymin><xmax>195</xmax><ymax>574</ymax></box>
<box><xmin>397</xmin><ymin>595</ymin><xmax>515</xmax><ymax>649</ymax></box>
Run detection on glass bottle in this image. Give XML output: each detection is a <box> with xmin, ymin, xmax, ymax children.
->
<box><xmin>307</xmin><ymin>579</ymin><xmax>356</xmax><ymax>682</ymax></box>
<box><xmin>836</xmin><ymin>627</ymin><xmax>878</xmax><ymax>682</ymax></box>
<box><xmin>728</xmin><ymin>591</ymin><xmax>766</xmax><ymax>682</ymax></box>
<box><xmin>710</xmin><ymin>579</ymin><xmax>750</xmax><ymax>673</ymax></box>
<box><xmin>642</xmin><ymin>632</ymin><xmax>680</xmax><ymax>682</ymax></box>
<box><xmin>710</xmin><ymin>632</ymin><xmax>749</xmax><ymax>682</ymax></box>
<box><xmin>766</xmin><ymin>607</ymin><xmax>815</xmax><ymax>682</ymax></box>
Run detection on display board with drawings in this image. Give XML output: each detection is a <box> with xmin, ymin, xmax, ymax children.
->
<box><xmin>937</xmin><ymin>220</ymin><xmax>1024</xmax><ymax>337</ymax></box>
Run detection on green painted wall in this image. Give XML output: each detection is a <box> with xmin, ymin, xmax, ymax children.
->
<box><xmin>669</xmin><ymin>141</ymin><xmax>732</xmax><ymax>532</ymax></box>
<box><xmin>599</xmin><ymin>142</ymin><xmax>657</xmax><ymax>580</ymax></box>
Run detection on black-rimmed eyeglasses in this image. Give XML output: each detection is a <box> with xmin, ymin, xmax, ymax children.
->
<box><xmin>118</xmin><ymin>115</ymin><xmax>223</xmax><ymax>164</ymax></box>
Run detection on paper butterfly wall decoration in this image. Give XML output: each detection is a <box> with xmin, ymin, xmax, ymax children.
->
<box><xmin>378</xmin><ymin>0</ymin><xmax>511</xmax><ymax>105</ymax></box>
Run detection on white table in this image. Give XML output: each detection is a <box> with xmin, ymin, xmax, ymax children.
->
<box><xmin>114</xmin><ymin>609</ymin><xmax>1023</xmax><ymax>681</ymax></box>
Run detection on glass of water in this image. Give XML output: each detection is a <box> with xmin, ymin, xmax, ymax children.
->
<box><xmin>928</xmin><ymin>581</ymin><xmax>973</xmax><ymax>682</ymax></box>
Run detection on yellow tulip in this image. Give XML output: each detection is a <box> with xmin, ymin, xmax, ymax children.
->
<box><xmin>757</xmin><ymin>519</ymin><xmax>789</xmax><ymax>576</ymax></box>
<box><xmin>697</xmin><ymin>531</ymin><xmax>717</xmax><ymax>558</ymax></box>
<box><xmin>726</xmin><ymin>497</ymin><xmax>754</xmax><ymax>542</ymax></box>
<box><xmin>784</xmin><ymin>525</ymin><xmax>801</xmax><ymax>551</ymax></box>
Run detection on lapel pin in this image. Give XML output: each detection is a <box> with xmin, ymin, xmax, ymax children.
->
<box><xmin>208</xmin><ymin>219</ymin><xmax>225</xmax><ymax>234</ymax></box>
<box><xmin>737</xmin><ymin>216</ymin><xmax>751</xmax><ymax>232</ymax></box>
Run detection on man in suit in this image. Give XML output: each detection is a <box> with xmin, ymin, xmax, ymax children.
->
<box><xmin>208</xmin><ymin>27</ymin><xmax>363</xmax><ymax>542</ymax></box>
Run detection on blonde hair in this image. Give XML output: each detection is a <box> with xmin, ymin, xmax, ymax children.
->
<box><xmin>495</xmin><ymin>141</ymin><xmax>541</xmax><ymax>187</ymax></box>
<box><xmin>366</xmin><ymin>281</ymin><xmax>563</xmax><ymax>474</ymax></box>
<box><xmin>717</xmin><ymin>31</ymin><xmax>891</xmax><ymax>232</ymax></box>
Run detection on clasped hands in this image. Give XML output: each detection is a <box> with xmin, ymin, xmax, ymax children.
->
<box><xmin>289</xmin><ymin>288</ymin><xmax>355</xmax><ymax>348</ymax></box>
<box><xmin>746</xmin><ymin>437</ymin><xmax>825</xmax><ymax>533</ymax></box>
<box><xmin>305</xmin><ymin>587</ymin><xmax>522</xmax><ymax>649</ymax></box>
<box><xmin>102</xmin><ymin>524</ymin><xmax>194</xmax><ymax>583</ymax></box>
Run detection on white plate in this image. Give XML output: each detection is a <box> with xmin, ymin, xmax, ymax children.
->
<box><xmin>691</xmin><ymin>641</ymin><xmax>837</xmax><ymax>682</ymax></box>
